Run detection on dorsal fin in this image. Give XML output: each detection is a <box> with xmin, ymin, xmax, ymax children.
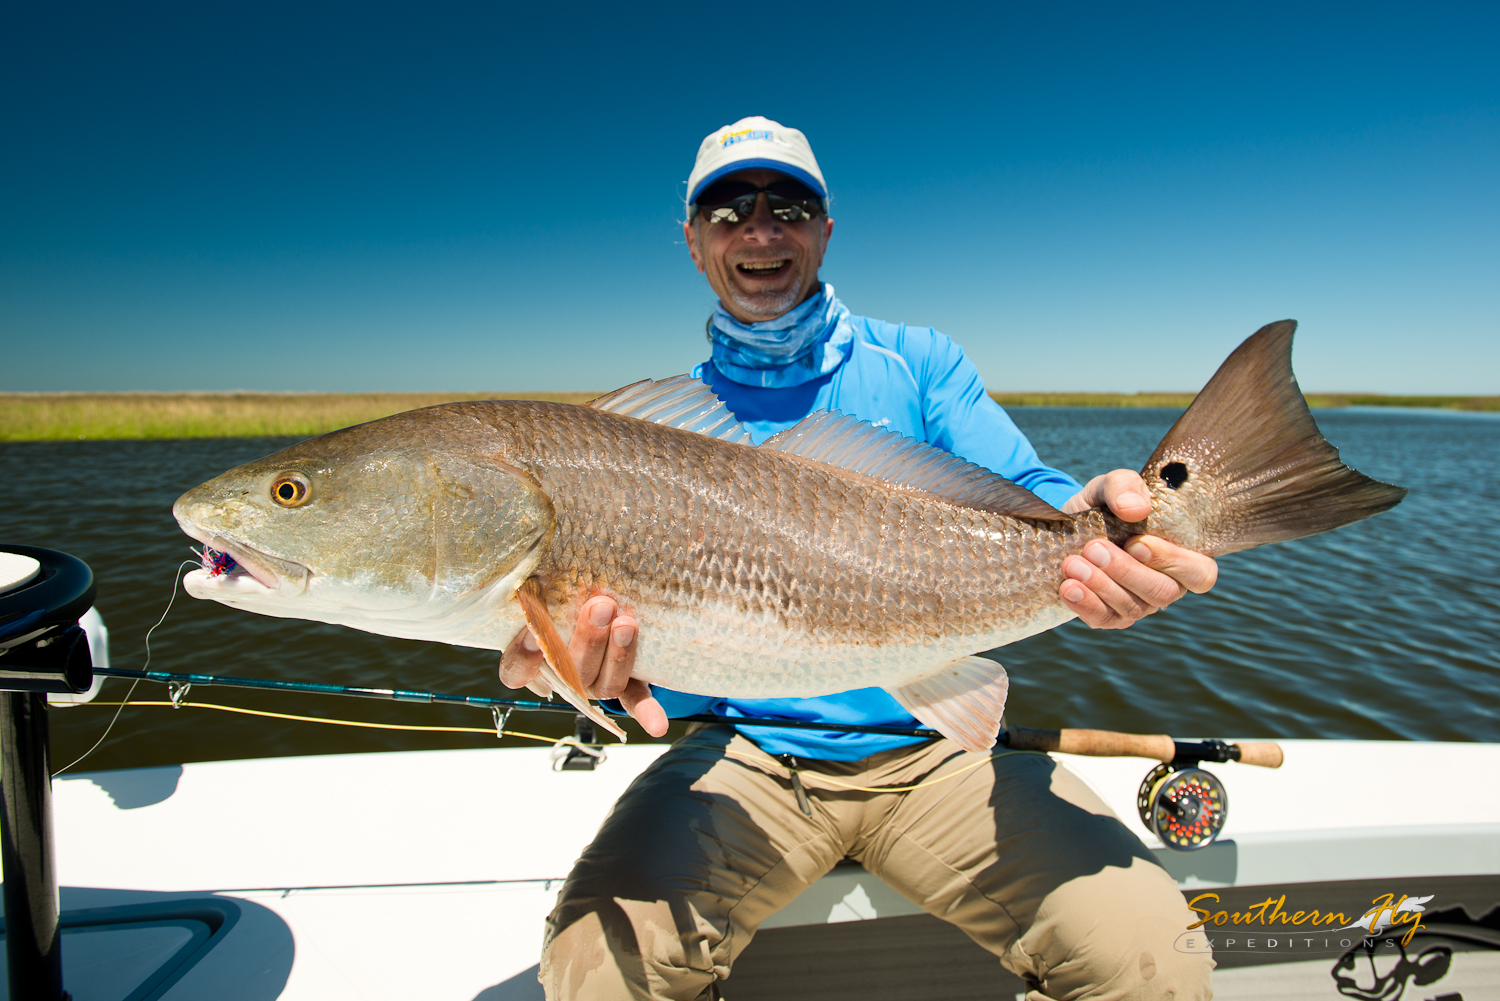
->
<box><xmin>763</xmin><ymin>411</ymin><xmax>1070</xmax><ymax>521</ymax></box>
<box><xmin>586</xmin><ymin>376</ymin><xmax>754</xmax><ymax>444</ymax></box>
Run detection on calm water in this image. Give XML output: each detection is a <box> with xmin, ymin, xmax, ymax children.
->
<box><xmin>2</xmin><ymin>408</ymin><xmax>1497</xmax><ymax>772</ymax></box>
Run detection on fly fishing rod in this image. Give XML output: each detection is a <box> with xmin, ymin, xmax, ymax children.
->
<box><xmin>92</xmin><ymin>664</ymin><xmax>1280</xmax><ymax>852</ymax></box>
<box><xmin>90</xmin><ymin>666</ymin><xmax>1281</xmax><ymax>760</ymax></box>
<box><xmin>90</xmin><ymin>666</ymin><xmax>937</xmax><ymax>737</ymax></box>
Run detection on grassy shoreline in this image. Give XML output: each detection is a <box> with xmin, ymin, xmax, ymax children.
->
<box><xmin>2</xmin><ymin>390</ymin><xmax>1495</xmax><ymax>441</ymax></box>
<box><xmin>0</xmin><ymin>392</ymin><xmax>600</xmax><ymax>441</ymax></box>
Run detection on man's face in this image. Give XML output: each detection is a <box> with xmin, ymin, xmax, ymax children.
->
<box><xmin>684</xmin><ymin>168</ymin><xmax>835</xmax><ymax>323</ymax></box>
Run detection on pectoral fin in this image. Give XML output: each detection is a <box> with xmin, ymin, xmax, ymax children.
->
<box><xmin>517</xmin><ymin>578</ymin><xmax>627</xmax><ymax>742</ymax></box>
<box><xmin>885</xmin><ymin>656</ymin><xmax>1009</xmax><ymax>752</ymax></box>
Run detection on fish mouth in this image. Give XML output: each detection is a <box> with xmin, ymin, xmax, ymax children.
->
<box><xmin>176</xmin><ymin>519</ymin><xmax>309</xmax><ymax>598</ymax></box>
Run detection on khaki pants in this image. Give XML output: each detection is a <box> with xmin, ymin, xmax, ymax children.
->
<box><xmin>541</xmin><ymin>728</ymin><xmax>1212</xmax><ymax>1000</ymax></box>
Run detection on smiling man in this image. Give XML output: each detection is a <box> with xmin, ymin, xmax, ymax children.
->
<box><xmin>504</xmin><ymin>116</ymin><xmax>1217</xmax><ymax>1000</ymax></box>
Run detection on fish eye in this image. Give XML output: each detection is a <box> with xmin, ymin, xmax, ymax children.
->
<box><xmin>271</xmin><ymin>474</ymin><xmax>310</xmax><ymax>507</ymax></box>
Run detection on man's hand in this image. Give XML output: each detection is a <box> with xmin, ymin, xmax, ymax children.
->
<box><xmin>1058</xmin><ymin>469</ymin><xmax>1218</xmax><ymax>629</ymax></box>
<box><xmin>499</xmin><ymin>595</ymin><xmax>669</xmax><ymax>737</ymax></box>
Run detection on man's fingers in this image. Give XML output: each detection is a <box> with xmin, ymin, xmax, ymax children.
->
<box><xmin>1062</xmin><ymin>549</ymin><xmax>1160</xmax><ymax>627</ymax></box>
<box><xmin>568</xmin><ymin>595</ymin><xmax>619</xmax><ymax>691</ymax></box>
<box><xmin>1124</xmin><ymin>536</ymin><xmax>1219</xmax><ymax>595</ymax></box>
<box><xmin>1101</xmin><ymin>469</ymin><xmax>1151</xmax><ymax>522</ymax></box>
<box><xmin>498</xmin><ymin>627</ymin><xmax>544</xmax><ymax>688</ymax></box>
<box><xmin>503</xmin><ymin>590</ymin><xmax>658</xmax><ymax>732</ymax></box>
<box><xmin>619</xmin><ymin>679</ymin><xmax>668</xmax><ymax>737</ymax></box>
<box><xmin>1084</xmin><ymin>540</ymin><xmax>1185</xmax><ymax>609</ymax></box>
<box><xmin>1059</xmin><ymin>572</ymin><xmax>1132</xmax><ymax>629</ymax></box>
<box><xmin>1061</xmin><ymin>475</ymin><xmax>1103</xmax><ymax>515</ymax></box>
<box><xmin>1057</xmin><ymin>525</ymin><xmax>1219</xmax><ymax>630</ymax></box>
<box><xmin>1061</xmin><ymin>536</ymin><xmax>1186</xmax><ymax>629</ymax></box>
<box><xmin>590</xmin><ymin>616</ymin><xmax>639</xmax><ymax>700</ymax></box>
<box><xmin>1061</xmin><ymin>469</ymin><xmax>1150</xmax><ymax>521</ymax></box>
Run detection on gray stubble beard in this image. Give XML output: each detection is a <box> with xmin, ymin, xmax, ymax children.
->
<box><xmin>693</xmin><ymin>223</ymin><xmax>817</xmax><ymax>322</ymax></box>
<box><xmin>722</xmin><ymin>279</ymin><xmax>805</xmax><ymax>321</ymax></box>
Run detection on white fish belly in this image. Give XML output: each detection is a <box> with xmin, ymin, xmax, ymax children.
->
<box><xmin>627</xmin><ymin>600</ymin><xmax>1077</xmax><ymax>698</ymax></box>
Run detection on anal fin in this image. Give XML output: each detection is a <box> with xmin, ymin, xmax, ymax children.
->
<box><xmin>886</xmin><ymin>655</ymin><xmax>1009</xmax><ymax>752</ymax></box>
<box><xmin>517</xmin><ymin>578</ymin><xmax>627</xmax><ymax>742</ymax></box>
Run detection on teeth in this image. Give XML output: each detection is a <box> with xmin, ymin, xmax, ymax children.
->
<box><xmin>740</xmin><ymin>261</ymin><xmax>786</xmax><ymax>272</ymax></box>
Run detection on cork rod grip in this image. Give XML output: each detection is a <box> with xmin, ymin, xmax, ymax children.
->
<box><xmin>1005</xmin><ymin>727</ymin><xmax>1176</xmax><ymax>762</ymax></box>
<box><xmin>1233</xmin><ymin>742</ymin><xmax>1284</xmax><ymax>768</ymax></box>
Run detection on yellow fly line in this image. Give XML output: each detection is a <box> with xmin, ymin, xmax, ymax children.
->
<box><xmin>79</xmin><ymin>701</ymin><xmax>566</xmax><ymax>746</ymax></box>
<box><xmin>80</xmin><ymin>701</ymin><xmax>1031</xmax><ymax>794</ymax></box>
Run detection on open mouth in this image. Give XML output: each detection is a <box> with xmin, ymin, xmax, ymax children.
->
<box><xmin>735</xmin><ymin>259</ymin><xmax>790</xmax><ymax>277</ymax></box>
<box><xmin>176</xmin><ymin>520</ymin><xmax>307</xmax><ymax>596</ymax></box>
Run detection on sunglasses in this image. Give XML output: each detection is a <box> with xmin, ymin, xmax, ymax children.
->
<box><xmin>694</xmin><ymin>179</ymin><xmax>824</xmax><ymax>224</ymax></box>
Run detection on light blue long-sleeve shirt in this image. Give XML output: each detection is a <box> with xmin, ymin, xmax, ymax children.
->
<box><xmin>638</xmin><ymin>314</ymin><xmax>1082</xmax><ymax>760</ymax></box>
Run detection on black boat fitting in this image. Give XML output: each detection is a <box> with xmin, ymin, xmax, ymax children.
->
<box><xmin>0</xmin><ymin>544</ymin><xmax>96</xmax><ymax>1001</ymax></box>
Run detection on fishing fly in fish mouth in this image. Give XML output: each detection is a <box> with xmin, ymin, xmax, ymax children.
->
<box><xmin>172</xmin><ymin>115</ymin><xmax>1405</xmax><ymax>1001</ymax></box>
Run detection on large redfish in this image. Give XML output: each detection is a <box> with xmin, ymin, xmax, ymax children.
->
<box><xmin>173</xmin><ymin>321</ymin><xmax>1405</xmax><ymax>749</ymax></box>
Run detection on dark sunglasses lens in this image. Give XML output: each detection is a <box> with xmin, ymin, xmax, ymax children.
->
<box><xmin>696</xmin><ymin>178</ymin><xmax>822</xmax><ymax>223</ymax></box>
<box><xmin>706</xmin><ymin>195</ymin><xmax>759</xmax><ymax>223</ymax></box>
<box><xmin>766</xmin><ymin>179</ymin><xmax>821</xmax><ymax>202</ymax></box>
<box><xmin>697</xmin><ymin>180</ymin><xmax>758</xmax><ymax>207</ymax></box>
<box><xmin>767</xmin><ymin>199</ymin><xmax>813</xmax><ymax>222</ymax></box>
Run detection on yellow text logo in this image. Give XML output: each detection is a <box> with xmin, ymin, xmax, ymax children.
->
<box><xmin>1187</xmin><ymin>892</ymin><xmax>1431</xmax><ymax>948</ymax></box>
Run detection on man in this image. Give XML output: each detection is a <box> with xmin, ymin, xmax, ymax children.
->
<box><xmin>502</xmin><ymin>116</ymin><xmax>1218</xmax><ymax>1000</ymax></box>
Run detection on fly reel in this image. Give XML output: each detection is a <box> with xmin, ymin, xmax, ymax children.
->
<box><xmin>1002</xmin><ymin>729</ymin><xmax>1280</xmax><ymax>851</ymax></box>
<box><xmin>1137</xmin><ymin>763</ymin><xmax>1228</xmax><ymax>852</ymax></box>
<box><xmin>1003</xmin><ymin>729</ymin><xmax>1279</xmax><ymax>851</ymax></box>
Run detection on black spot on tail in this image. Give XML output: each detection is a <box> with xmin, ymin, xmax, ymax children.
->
<box><xmin>1142</xmin><ymin>320</ymin><xmax>1407</xmax><ymax>555</ymax></box>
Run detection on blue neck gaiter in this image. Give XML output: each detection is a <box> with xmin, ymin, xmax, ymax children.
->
<box><xmin>709</xmin><ymin>284</ymin><xmax>856</xmax><ymax>388</ymax></box>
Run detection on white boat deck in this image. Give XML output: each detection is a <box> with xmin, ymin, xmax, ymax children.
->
<box><xmin>5</xmin><ymin>738</ymin><xmax>1498</xmax><ymax>999</ymax></box>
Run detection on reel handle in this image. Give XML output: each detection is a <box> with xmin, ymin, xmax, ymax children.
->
<box><xmin>1005</xmin><ymin>727</ymin><xmax>1285</xmax><ymax>769</ymax></box>
<box><xmin>1005</xmin><ymin>727</ymin><xmax>1175</xmax><ymax>761</ymax></box>
<box><xmin>1232</xmin><ymin>741</ymin><xmax>1284</xmax><ymax>768</ymax></box>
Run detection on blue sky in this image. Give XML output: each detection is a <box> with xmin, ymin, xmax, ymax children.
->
<box><xmin>3</xmin><ymin>2</ymin><xmax>1495</xmax><ymax>394</ymax></box>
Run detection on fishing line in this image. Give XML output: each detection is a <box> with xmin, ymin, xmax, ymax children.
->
<box><xmin>70</xmin><ymin>700</ymin><xmax>1000</xmax><ymax>793</ymax></box>
<box><xmin>52</xmin><ymin>559</ymin><xmax>197</xmax><ymax>776</ymax></box>
<box><xmin>68</xmin><ymin>699</ymin><xmax>608</xmax><ymax>764</ymax></box>
<box><xmin>87</xmin><ymin>665</ymin><xmax>943</xmax><ymax>738</ymax></box>
<box><xmin>77</xmin><ymin>700</ymin><xmax>567</xmax><ymax>742</ymax></box>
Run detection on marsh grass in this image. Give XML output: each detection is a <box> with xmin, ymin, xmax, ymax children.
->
<box><xmin>3</xmin><ymin>390</ymin><xmax>1495</xmax><ymax>441</ymax></box>
<box><xmin>989</xmin><ymin>392</ymin><xmax>1199</xmax><ymax>408</ymax></box>
<box><xmin>0</xmin><ymin>392</ymin><xmax>601</xmax><ymax>441</ymax></box>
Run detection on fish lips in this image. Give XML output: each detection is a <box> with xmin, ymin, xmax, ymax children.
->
<box><xmin>177</xmin><ymin>520</ymin><xmax>310</xmax><ymax>599</ymax></box>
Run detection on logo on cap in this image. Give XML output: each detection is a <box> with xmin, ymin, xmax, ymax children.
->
<box><xmin>719</xmin><ymin>128</ymin><xmax>781</xmax><ymax>147</ymax></box>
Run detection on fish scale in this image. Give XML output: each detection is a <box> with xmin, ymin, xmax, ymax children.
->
<box><xmin>511</xmin><ymin>402</ymin><xmax>1091</xmax><ymax>695</ymax></box>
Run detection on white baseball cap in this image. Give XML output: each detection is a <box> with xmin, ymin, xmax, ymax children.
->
<box><xmin>686</xmin><ymin>116</ymin><xmax>828</xmax><ymax>210</ymax></box>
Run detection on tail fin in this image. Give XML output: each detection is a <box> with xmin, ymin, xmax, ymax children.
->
<box><xmin>1141</xmin><ymin>320</ymin><xmax>1407</xmax><ymax>556</ymax></box>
